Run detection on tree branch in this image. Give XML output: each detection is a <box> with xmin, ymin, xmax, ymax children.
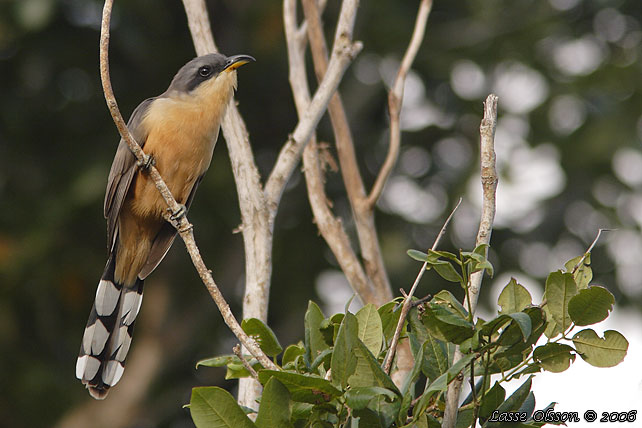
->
<box><xmin>442</xmin><ymin>94</ymin><xmax>498</xmax><ymax>428</ymax></box>
<box><xmin>367</xmin><ymin>0</ymin><xmax>433</xmax><ymax>208</ymax></box>
<box><xmin>301</xmin><ymin>0</ymin><xmax>392</xmax><ymax>301</ymax></box>
<box><xmin>265</xmin><ymin>2</ymin><xmax>362</xmax><ymax>212</ymax></box>
<box><xmin>100</xmin><ymin>0</ymin><xmax>278</xmax><ymax>372</ymax></box>
<box><xmin>284</xmin><ymin>0</ymin><xmax>377</xmax><ymax>303</ymax></box>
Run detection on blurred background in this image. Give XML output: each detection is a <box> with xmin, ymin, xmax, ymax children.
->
<box><xmin>1</xmin><ymin>0</ymin><xmax>641</xmax><ymax>426</ymax></box>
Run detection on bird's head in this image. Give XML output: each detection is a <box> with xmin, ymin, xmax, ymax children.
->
<box><xmin>166</xmin><ymin>53</ymin><xmax>255</xmax><ymax>100</ymax></box>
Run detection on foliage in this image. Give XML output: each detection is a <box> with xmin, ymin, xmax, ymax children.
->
<box><xmin>190</xmin><ymin>248</ymin><xmax>627</xmax><ymax>427</ymax></box>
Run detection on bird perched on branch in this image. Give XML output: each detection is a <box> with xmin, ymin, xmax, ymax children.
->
<box><xmin>76</xmin><ymin>53</ymin><xmax>254</xmax><ymax>399</ymax></box>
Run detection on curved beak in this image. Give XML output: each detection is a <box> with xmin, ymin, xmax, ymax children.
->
<box><xmin>223</xmin><ymin>54</ymin><xmax>256</xmax><ymax>72</ymax></box>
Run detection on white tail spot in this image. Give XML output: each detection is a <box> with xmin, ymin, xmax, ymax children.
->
<box><xmin>114</xmin><ymin>326</ymin><xmax>132</xmax><ymax>362</ymax></box>
<box><xmin>95</xmin><ymin>280</ymin><xmax>120</xmax><ymax>316</ymax></box>
<box><xmin>102</xmin><ymin>360</ymin><xmax>125</xmax><ymax>386</ymax></box>
<box><xmin>91</xmin><ymin>319</ymin><xmax>109</xmax><ymax>355</ymax></box>
<box><xmin>75</xmin><ymin>355</ymin><xmax>88</xmax><ymax>379</ymax></box>
<box><xmin>122</xmin><ymin>289</ymin><xmax>143</xmax><ymax>326</ymax></box>
<box><xmin>77</xmin><ymin>355</ymin><xmax>101</xmax><ymax>381</ymax></box>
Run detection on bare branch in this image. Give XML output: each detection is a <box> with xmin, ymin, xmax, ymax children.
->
<box><xmin>181</xmin><ymin>0</ymin><xmax>217</xmax><ymax>55</ymax></box>
<box><xmin>301</xmin><ymin>0</ymin><xmax>392</xmax><ymax>300</ymax></box>
<box><xmin>443</xmin><ymin>94</ymin><xmax>498</xmax><ymax>428</ymax></box>
<box><xmin>382</xmin><ymin>198</ymin><xmax>462</xmax><ymax>374</ymax></box>
<box><xmin>304</xmin><ymin>142</ymin><xmax>378</xmax><ymax>301</ymax></box>
<box><xmin>284</xmin><ymin>0</ymin><xmax>376</xmax><ymax>302</ymax></box>
<box><xmin>367</xmin><ymin>0</ymin><xmax>433</xmax><ymax>208</ymax></box>
<box><xmin>265</xmin><ymin>0</ymin><xmax>362</xmax><ymax>212</ymax></box>
<box><xmin>100</xmin><ymin>0</ymin><xmax>277</xmax><ymax>372</ymax></box>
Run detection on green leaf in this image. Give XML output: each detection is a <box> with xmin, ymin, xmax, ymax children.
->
<box><xmin>255</xmin><ymin>378</ymin><xmax>294</xmax><ymax>428</ymax></box>
<box><xmin>356</xmin><ymin>303</ymin><xmax>384</xmax><ymax>356</ymax></box>
<box><xmin>462</xmin><ymin>245</ymin><xmax>495</xmax><ymax>277</ymax></box>
<box><xmin>196</xmin><ymin>354</ymin><xmax>238</xmax><ymax>369</ymax></box>
<box><xmin>310</xmin><ymin>348</ymin><xmax>333</xmax><ymax>371</ymax></box>
<box><xmin>572</xmin><ymin>329</ymin><xmax>628</xmax><ymax>367</ymax></box>
<box><xmin>479</xmin><ymin>381</ymin><xmax>506</xmax><ymax>421</ymax></box>
<box><xmin>455</xmin><ymin>408</ymin><xmax>474</xmax><ymax>428</ymax></box>
<box><xmin>428</xmin><ymin>249</ymin><xmax>462</xmax><ymax>264</ymax></box>
<box><xmin>304</xmin><ymin>301</ymin><xmax>328</xmax><ymax>363</ymax></box>
<box><xmin>408</xmin><ymin>306</ymin><xmax>430</xmax><ymax>354</ymax></box>
<box><xmin>414</xmin><ymin>353</ymin><xmax>476</xmax><ymax>416</ymax></box>
<box><xmin>379</xmin><ymin>300</ymin><xmax>403</xmax><ymax>342</ymax></box>
<box><xmin>421</xmin><ymin>331</ymin><xmax>449</xmax><ymax>382</ymax></box>
<box><xmin>319</xmin><ymin>313</ymin><xmax>343</xmax><ymax>346</ymax></box>
<box><xmin>481</xmin><ymin>315</ymin><xmax>512</xmax><ymax>338</ymax></box>
<box><xmin>518</xmin><ymin>392</ymin><xmax>536</xmax><ymax>418</ymax></box>
<box><xmin>498</xmin><ymin>278</ymin><xmax>532</xmax><ymax>314</ymax></box>
<box><xmin>290</xmin><ymin>402</ymin><xmax>314</xmax><ymax>421</ymax></box>
<box><xmin>422</xmin><ymin>302</ymin><xmax>474</xmax><ymax>344</ymax></box>
<box><xmin>225</xmin><ymin>361</ymin><xmax>261</xmax><ymax>380</ymax></box>
<box><xmin>533</xmin><ymin>343</ymin><xmax>576</xmax><ymax>373</ymax></box>
<box><xmin>258</xmin><ymin>370</ymin><xmax>342</xmax><ymax>404</ymax></box>
<box><xmin>482</xmin><ymin>312</ymin><xmax>531</xmax><ymax>343</ymax></box>
<box><xmin>564</xmin><ymin>254</ymin><xmax>592</xmax><ymax>289</ymax></box>
<box><xmin>485</xmin><ymin>377</ymin><xmax>532</xmax><ymax>428</ymax></box>
<box><xmin>408</xmin><ymin>249</ymin><xmax>430</xmax><ymax>262</ymax></box>
<box><xmin>544</xmin><ymin>271</ymin><xmax>578</xmax><ymax>332</ymax></box>
<box><xmin>542</xmin><ymin>305</ymin><xmax>563</xmax><ymax>339</ymax></box>
<box><xmin>431</xmin><ymin>260</ymin><xmax>463</xmax><ymax>283</ymax></box>
<box><xmin>282</xmin><ymin>344</ymin><xmax>305</xmax><ymax>367</ymax></box>
<box><xmin>568</xmin><ymin>286</ymin><xmax>615</xmax><ymax>326</ymax></box>
<box><xmin>330</xmin><ymin>312</ymin><xmax>359</xmax><ymax>388</ymax></box>
<box><xmin>433</xmin><ymin>290</ymin><xmax>469</xmax><ymax>319</ymax></box>
<box><xmin>507</xmin><ymin>312</ymin><xmax>532</xmax><ymax>342</ymax></box>
<box><xmin>190</xmin><ymin>387</ymin><xmax>257</xmax><ymax>428</ymax></box>
<box><xmin>349</xmin><ymin>339</ymin><xmax>400</xmax><ymax>394</ymax></box>
<box><xmin>354</xmin><ymin>393</ymin><xmax>401</xmax><ymax>428</ymax></box>
<box><xmin>242</xmin><ymin>318</ymin><xmax>283</xmax><ymax>357</ymax></box>
<box><xmin>344</xmin><ymin>386</ymin><xmax>397</xmax><ymax>410</ymax></box>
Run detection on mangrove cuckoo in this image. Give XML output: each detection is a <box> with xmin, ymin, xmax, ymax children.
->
<box><xmin>76</xmin><ymin>53</ymin><xmax>254</xmax><ymax>399</ymax></box>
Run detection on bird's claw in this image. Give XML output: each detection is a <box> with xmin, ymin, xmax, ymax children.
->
<box><xmin>169</xmin><ymin>204</ymin><xmax>187</xmax><ymax>221</ymax></box>
<box><xmin>137</xmin><ymin>154</ymin><xmax>156</xmax><ymax>170</ymax></box>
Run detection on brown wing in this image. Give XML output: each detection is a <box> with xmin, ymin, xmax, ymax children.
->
<box><xmin>138</xmin><ymin>175</ymin><xmax>204</xmax><ymax>279</ymax></box>
<box><xmin>104</xmin><ymin>97</ymin><xmax>156</xmax><ymax>251</ymax></box>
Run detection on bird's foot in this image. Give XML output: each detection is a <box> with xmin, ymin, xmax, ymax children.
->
<box><xmin>136</xmin><ymin>154</ymin><xmax>156</xmax><ymax>170</ymax></box>
<box><xmin>169</xmin><ymin>204</ymin><xmax>187</xmax><ymax>221</ymax></box>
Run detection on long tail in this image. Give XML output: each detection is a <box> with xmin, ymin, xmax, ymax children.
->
<box><xmin>76</xmin><ymin>254</ymin><xmax>144</xmax><ymax>399</ymax></box>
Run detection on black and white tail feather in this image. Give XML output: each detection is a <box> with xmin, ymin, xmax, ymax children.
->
<box><xmin>76</xmin><ymin>255</ymin><xmax>143</xmax><ymax>399</ymax></box>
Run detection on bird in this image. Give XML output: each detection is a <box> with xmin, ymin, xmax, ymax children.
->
<box><xmin>75</xmin><ymin>52</ymin><xmax>254</xmax><ymax>399</ymax></box>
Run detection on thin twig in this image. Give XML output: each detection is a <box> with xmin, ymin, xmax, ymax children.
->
<box><xmin>382</xmin><ymin>198</ymin><xmax>462</xmax><ymax>374</ymax></box>
<box><xmin>99</xmin><ymin>0</ymin><xmax>278</xmax><ymax>372</ymax></box>
<box><xmin>233</xmin><ymin>345</ymin><xmax>259</xmax><ymax>381</ymax></box>
<box><xmin>443</xmin><ymin>94</ymin><xmax>498</xmax><ymax>428</ymax></box>
<box><xmin>571</xmin><ymin>228</ymin><xmax>612</xmax><ymax>274</ymax></box>
<box><xmin>367</xmin><ymin>0</ymin><xmax>433</xmax><ymax>208</ymax></box>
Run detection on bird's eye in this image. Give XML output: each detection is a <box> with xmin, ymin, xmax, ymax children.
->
<box><xmin>198</xmin><ymin>66</ymin><xmax>211</xmax><ymax>77</ymax></box>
